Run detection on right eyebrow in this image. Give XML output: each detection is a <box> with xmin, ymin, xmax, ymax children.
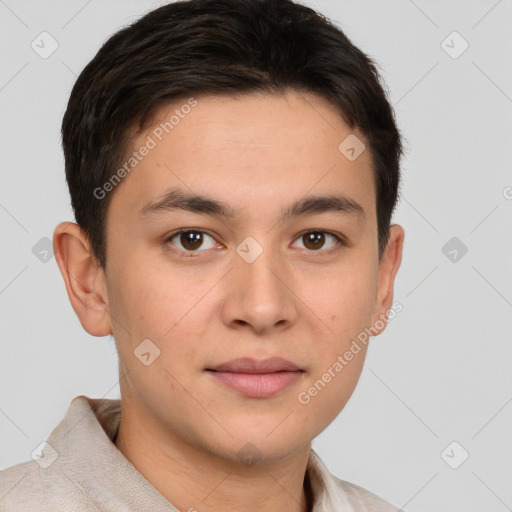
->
<box><xmin>138</xmin><ymin>187</ymin><xmax>237</xmax><ymax>219</ymax></box>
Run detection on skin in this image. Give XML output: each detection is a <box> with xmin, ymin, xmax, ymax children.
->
<box><xmin>53</xmin><ymin>90</ymin><xmax>404</xmax><ymax>512</ymax></box>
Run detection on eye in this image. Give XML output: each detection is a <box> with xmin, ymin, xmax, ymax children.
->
<box><xmin>166</xmin><ymin>229</ymin><xmax>218</xmax><ymax>253</ymax></box>
<box><xmin>292</xmin><ymin>230</ymin><xmax>343</xmax><ymax>253</ymax></box>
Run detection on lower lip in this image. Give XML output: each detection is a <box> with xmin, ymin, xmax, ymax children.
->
<box><xmin>207</xmin><ymin>370</ymin><xmax>303</xmax><ymax>398</ymax></box>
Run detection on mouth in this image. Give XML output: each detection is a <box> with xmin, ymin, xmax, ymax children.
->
<box><xmin>205</xmin><ymin>357</ymin><xmax>305</xmax><ymax>398</ymax></box>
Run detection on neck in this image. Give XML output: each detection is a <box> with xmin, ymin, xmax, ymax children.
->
<box><xmin>114</xmin><ymin>399</ymin><xmax>313</xmax><ymax>512</ymax></box>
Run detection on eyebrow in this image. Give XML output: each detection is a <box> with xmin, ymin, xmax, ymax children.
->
<box><xmin>138</xmin><ymin>187</ymin><xmax>365</xmax><ymax>223</ymax></box>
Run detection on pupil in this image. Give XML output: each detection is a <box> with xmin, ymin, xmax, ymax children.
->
<box><xmin>181</xmin><ymin>231</ymin><xmax>202</xmax><ymax>250</ymax></box>
<box><xmin>304</xmin><ymin>232</ymin><xmax>324</xmax><ymax>250</ymax></box>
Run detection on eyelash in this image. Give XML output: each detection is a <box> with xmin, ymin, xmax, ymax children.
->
<box><xmin>164</xmin><ymin>229</ymin><xmax>345</xmax><ymax>257</ymax></box>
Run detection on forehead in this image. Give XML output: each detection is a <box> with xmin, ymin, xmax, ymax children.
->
<box><xmin>108</xmin><ymin>90</ymin><xmax>376</xmax><ymax>224</ymax></box>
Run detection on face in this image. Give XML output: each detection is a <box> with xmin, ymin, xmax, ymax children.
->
<box><xmin>102</xmin><ymin>90</ymin><xmax>394</xmax><ymax>463</ymax></box>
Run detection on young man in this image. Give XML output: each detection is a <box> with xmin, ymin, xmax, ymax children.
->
<box><xmin>0</xmin><ymin>0</ymin><xmax>404</xmax><ymax>510</ymax></box>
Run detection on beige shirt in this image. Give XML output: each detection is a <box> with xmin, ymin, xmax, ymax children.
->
<box><xmin>0</xmin><ymin>395</ymin><xmax>401</xmax><ymax>511</ymax></box>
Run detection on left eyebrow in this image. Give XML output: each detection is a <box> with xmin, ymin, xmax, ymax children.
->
<box><xmin>138</xmin><ymin>187</ymin><xmax>365</xmax><ymax>223</ymax></box>
<box><xmin>280</xmin><ymin>194</ymin><xmax>366</xmax><ymax>223</ymax></box>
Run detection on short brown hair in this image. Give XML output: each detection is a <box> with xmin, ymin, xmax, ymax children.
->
<box><xmin>61</xmin><ymin>0</ymin><xmax>403</xmax><ymax>268</ymax></box>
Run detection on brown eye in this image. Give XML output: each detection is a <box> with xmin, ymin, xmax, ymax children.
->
<box><xmin>181</xmin><ymin>231</ymin><xmax>203</xmax><ymax>250</ymax></box>
<box><xmin>168</xmin><ymin>230</ymin><xmax>217</xmax><ymax>252</ymax></box>
<box><xmin>303</xmin><ymin>232</ymin><xmax>326</xmax><ymax>250</ymax></box>
<box><xmin>293</xmin><ymin>231</ymin><xmax>341</xmax><ymax>252</ymax></box>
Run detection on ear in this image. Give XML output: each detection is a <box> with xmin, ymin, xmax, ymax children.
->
<box><xmin>370</xmin><ymin>224</ymin><xmax>404</xmax><ymax>335</ymax></box>
<box><xmin>53</xmin><ymin>222</ymin><xmax>112</xmax><ymax>337</ymax></box>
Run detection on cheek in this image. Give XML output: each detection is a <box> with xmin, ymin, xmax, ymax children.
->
<box><xmin>107</xmin><ymin>255</ymin><xmax>208</xmax><ymax>338</ymax></box>
<box><xmin>301</xmin><ymin>261</ymin><xmax>378</xmax><ymax>341</ymax></box>
<box><xmin>295</xmin><ymin>343</ymin><xmax>368</xmax><ymax>439</ymax></box>
<box><xmin>106</xmin><ymin>262</ymin><xmax>212</xmax><ymax>380</ymax></box>
<box><xmin>294</xmin><ymin>262</ymin><xmax>375</xmax><ymax>423</ymax></box>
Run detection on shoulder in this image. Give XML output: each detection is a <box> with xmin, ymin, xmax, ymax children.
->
<box><xmin>0</xmin><ymin>460</ymin><xmax>48</xmax><ymax>510</ymax></box>
<box><xmin>308</xmin><ymin>449</ymin><xmax>401</xmax><ymax>512</ymax></box>
<box><xmin>332</xmin><ymin>475</ymin><xmax>401</xmax><ymax>512</ymax></box>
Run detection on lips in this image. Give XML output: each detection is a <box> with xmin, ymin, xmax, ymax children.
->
<box><xmin>206</xmin><ymin>357</ymin><xmax>303</xmax><ymax>374</ymax></box>
<box><xmin>206</xmin><ymin>357</ymin><xmax>304</xmax><ymax>398</ymax></box>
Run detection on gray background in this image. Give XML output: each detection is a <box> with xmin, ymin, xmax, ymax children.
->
<box><xmin>1</xmin><ymin>1</ymin><xmax>511</xmax><ymax>510</ymax></box>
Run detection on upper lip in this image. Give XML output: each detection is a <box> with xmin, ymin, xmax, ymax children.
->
<box><xmin>207</xmin><ymin>357</ymin><xmax>303</xmax><ymax>374</ymax></box>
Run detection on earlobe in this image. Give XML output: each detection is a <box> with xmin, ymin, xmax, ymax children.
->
<box><xmin>370</xmin><ymin>224</ymin><xmax>405</xmax><ymax>335</ymax></box>
<box><xmin>53</xmin><ymin>222</ymin><xmax>112</xmax><ymax>337</ymax></box>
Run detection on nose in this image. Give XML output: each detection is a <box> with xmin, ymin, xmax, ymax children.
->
<box><xmin>220</xmin><ymin>243</ymin><xmax>299</xmax><ymax>335</ymax></box>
